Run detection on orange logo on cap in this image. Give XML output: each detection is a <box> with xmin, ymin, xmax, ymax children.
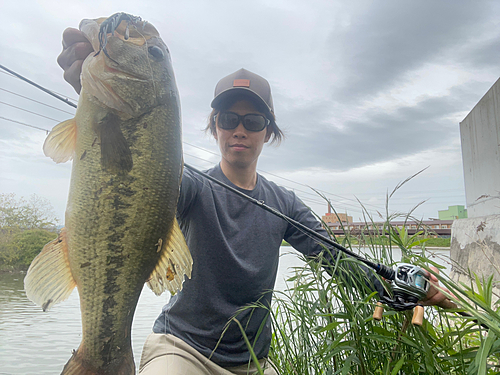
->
<box><xmin>233</xmin><ymin>79</ymin><xmax>250</xmax><ymax>87</ymax></box>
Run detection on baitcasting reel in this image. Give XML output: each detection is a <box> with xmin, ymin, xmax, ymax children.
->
<box><xmin>374</xmin><ymin>263</ymin><xmax>430</xmax><ymax>325</ymax></box>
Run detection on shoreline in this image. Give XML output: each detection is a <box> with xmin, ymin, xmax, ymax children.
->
<box><xmin>413</xmin><ymin>246</ymin><xmax>450</xmax><ymax>250</ymax></box>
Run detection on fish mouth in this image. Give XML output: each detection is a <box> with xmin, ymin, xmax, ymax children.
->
<box><xmin>80</xmin><ymin>14</ymin><xmax>159</xmax><ymax>82</ymax></box>
<box><xmin>102</xmin><ymin>63</ymin><xmax>148</xmax><ymax>81</ymax></box>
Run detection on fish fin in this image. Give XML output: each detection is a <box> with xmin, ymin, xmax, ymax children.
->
<box><xmin>24</xmin><ymin>228</ymin><xmax>76</xmax><ymax>312</ymax></box>
<box><xmin>147</xmin><ymin>218</ymin><xmax>193</xmax><ymax>296</ymax></box>
<box><xmin>43</xmin><ymin>119</ymin><xmax>77</xmax><ymax>163</ymax></box>
<box><xmin>98</xmin><ymin>112</ymin><xmax>133</xmax><ymax>173</ymax></box>
<box><xmin>61</xmin><ymin>346</ymin><xmax>134</xmax><ymax>375</ymax></box>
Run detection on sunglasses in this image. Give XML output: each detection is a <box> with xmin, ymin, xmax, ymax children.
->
<box><xmin>216</xmin><ymin>111</ymin><xmax>270</xmax><ymax>132</ymax></box>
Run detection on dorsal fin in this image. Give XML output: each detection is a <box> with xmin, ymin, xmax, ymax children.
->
<box><xmin>43</xmin><ymin>119</ymin><xmax>77</xmax><ymax>163</ymax></box>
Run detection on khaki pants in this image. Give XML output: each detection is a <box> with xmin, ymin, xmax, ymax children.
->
<box><xmin>139</xmin><ymin>333</ymin><xmax>279</xmax><ymax>375</ymax></box>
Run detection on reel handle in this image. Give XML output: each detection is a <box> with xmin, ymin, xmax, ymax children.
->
<box><xmin>411</xmin><ymin>305</ymin><xmax>424</xmax><ymax>326</ymax></box>
<box><xmin>373</xmin><ymin>302</ymin><xmax>384</xmax><ymax>321</ymax></box>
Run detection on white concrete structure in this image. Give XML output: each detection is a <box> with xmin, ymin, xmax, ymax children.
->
<box><xmin>451</xmin><ymin>78</ymin><xmax>500</xmax><ymax>283</ymax></box>
<box><xmin>459</xmin><ymin>77</ymin><xmax>500</xmax><ymax>217</ymax></box>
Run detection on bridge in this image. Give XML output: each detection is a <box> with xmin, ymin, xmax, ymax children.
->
<box><xmin>325</xmin><ymin>219</ymin><xmax>453</xmax><ymax>237</ymax></box>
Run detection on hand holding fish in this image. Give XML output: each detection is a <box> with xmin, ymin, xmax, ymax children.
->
<box><xmin>57</xmin><ymin>27</ymin><xmax>93</xmax><ymax>94</ymax></box>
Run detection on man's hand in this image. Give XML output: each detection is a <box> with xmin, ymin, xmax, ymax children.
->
<box><xmin>420</xmin><ymin>266</ymin><xmax>456</xmax><ymax>309</ymax></box>
<box><xmin>57</xmin><ymin>28</ymin><xmax>93</xmax><ymax>94</ymax></box>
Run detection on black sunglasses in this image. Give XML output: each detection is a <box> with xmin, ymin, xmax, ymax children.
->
<box><xmin>216</xmin><ymin>111</ymin><xmax>270</xmax><ymax>132</ymax></box>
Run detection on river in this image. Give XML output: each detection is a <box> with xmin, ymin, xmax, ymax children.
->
<box><xmin>0</xmin><ymin>246</ymin><xmax>450</xmax><ymax>374</ymax></box>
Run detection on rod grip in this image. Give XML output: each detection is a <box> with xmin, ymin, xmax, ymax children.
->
<box><xmin>373</xmin><ymin>302</ymin><xmax>384</xmax><ymax>321</ymax></box>
<box><xmin>412</xmin><ymin>305</ymin><xmax>424</xmax><ymax>326</ymax></box>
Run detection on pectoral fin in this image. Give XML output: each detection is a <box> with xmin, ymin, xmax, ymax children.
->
<box><xmin>98</xmin><ymin>112</ymin><xmax>133</xmax><ymax>173</ymax></box>
<box><xmin>147</xmin><ymin>218</ymin><xmax>192</xmax><ymax>296</ymax></box>
<box><xmin>24</xmin><ymin>228</ymin><xmax>76</xmax><ymax>311</ymax></box>
<box><xmin>43</xmin><ymin>119</ymin><xmax>77</xmax><ymax>163</ymax></box>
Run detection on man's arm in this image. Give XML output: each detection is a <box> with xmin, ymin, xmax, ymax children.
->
<box><xmin>283</xmin><ymin>193</ymin><xmax>453</xmax><ymax>307</ymax></box>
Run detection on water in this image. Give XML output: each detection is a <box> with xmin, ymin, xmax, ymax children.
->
<box><xmin>0</xmin><ymin>247</ymin><xmax>450</xmax><ymax>374</ymax></box>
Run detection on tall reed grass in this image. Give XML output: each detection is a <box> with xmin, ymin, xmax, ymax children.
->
<box><xmin>239</xmin><ymin>176</ymin><xmax>500</xmax><ymax>374</ymax></box>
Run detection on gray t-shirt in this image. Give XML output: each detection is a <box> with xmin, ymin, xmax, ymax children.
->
<box><xmin>153</xmin><ymin>164</ymin><xmax>338</xmax><ymax>366</ymax></box>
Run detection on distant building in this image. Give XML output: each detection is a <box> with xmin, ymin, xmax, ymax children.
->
<box><xmin>438</xmin><ymin>205</ymin><xmax>468</xmax><ymax>220</ymax></box>
<box><xmin>321</xmin><ymin>205</ymin><xmax>352</xmax><ymax>224</ymax></box>
<box><xmin>326</xmin><ymin>219</ymin><xmax>453</xmax><ymax>236</ymax></box>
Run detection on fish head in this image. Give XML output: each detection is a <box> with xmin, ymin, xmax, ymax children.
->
<box><xmin>79</xmin><ymin>14</ymin><xmax>178</xmax><ymax>117</ymax></box>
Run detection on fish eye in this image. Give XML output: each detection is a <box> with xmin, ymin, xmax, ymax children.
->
<box><xmin>148</xmin><ymin>46</ymin><xmax>164</xmax><ymax>60</ymax></box>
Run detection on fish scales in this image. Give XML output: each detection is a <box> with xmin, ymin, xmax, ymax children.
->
<box><xmin>24</xmin><ymin>13</ymin><xmax>192</xmax><ymax>375</ymax></box>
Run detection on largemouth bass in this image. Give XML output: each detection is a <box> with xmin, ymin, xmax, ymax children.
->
<box><xmin>24</xmin><ymin>13</ymin><xmax>192</xmax><ymax>374</ymax></box>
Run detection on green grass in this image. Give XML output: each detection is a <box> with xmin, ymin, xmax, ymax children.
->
<box><xmin>266</xmin><ymin>244</ymin><xmax>500</xmax><ymax>374</ymax></box>
<box><xmin>241</xmin><ymin>175</ymin><xmax>500</xmax><ymax>374</ymax></box>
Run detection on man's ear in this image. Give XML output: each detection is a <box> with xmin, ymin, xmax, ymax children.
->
<box><xmin>264</xmin><ymin>128</ymin><xmax>272</xmax><ymax>143</ymax></box>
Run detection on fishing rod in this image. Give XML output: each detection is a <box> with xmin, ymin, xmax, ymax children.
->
<box><xmin>0</xmin><ymin>64</ymin><xmax>78</xmax><ymax>109</ymax></box>
<box><xmin>183</xmin><ymin>164</ymin><xmax>429</xmax><ymax>312</ymax></box>
<box><xmin>3</xmin><ymin>62</ymin><xmax>486</xmax><ymax>328</ymax></box>
<box><xmin>184</xmin><ymin>164</ymin><xmax>492</xmax><ymax>329</ymax></box>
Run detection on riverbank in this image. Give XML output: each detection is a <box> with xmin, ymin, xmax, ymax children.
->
<box><xmin>281</xmin><ymin>240</ymin><xmax>451</xmax><ymax>249</ymax></box>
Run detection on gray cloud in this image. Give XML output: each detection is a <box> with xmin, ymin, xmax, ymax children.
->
<box><xmin>328</xmin><ymin>1</ymin><xmax>495</xmax><ymax>102</ymax></box>
<box><xmin>1</xmin><ymin>0</ymin><xmax>497</xmax><ymax>220</ymax></box>
<box><xmin>260</xmin><ymin>83</ymin><xmax>480</xmax><ymax>172</ymax></box>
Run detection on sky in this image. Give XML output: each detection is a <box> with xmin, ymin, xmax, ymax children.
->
<box><xmin>1</xmin><ymin>0</ymin><xmax>499</xmax><ymax>224</ymax></box>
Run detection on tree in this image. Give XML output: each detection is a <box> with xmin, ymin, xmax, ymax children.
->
<box><xmin>0</xmin><ymin>229</ymin><xmax>56</xmax><ymax>267</ymax></box>
<box><xmin>0</xmin><ymin>193</ymin><xmax>59</xmax><ymax>269</ymax></box>
<box><xmin>0</xmin><ymin>193</ymin><xmax>58</xmax><ymax>229</ymax></box>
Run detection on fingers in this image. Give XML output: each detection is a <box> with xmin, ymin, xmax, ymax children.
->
<box><xmin>420</xmin><ymin>266</ymin><xmax>457</xmax><ymax>308</ymax></box>
<box><xmin>63</xmin><ymin>60</ymin><xmax>84</xmax><ymax>95</ymax></box>
<box><xmin>58</xmin><ymin>28</ymin><xmax>93</xmax><ymax>70</ymax></box>
<box><xmin>57</xmin><ymin>28</ymin><xmax>93</xmax><ymax>94</ymax></box>
<box><xmin>62</xmin><ymin>27</ymin><xmax>90</xmax><ymax>49</ymax></box>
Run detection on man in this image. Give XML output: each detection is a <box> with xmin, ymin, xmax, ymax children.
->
<box><xmin>58</xmin><ymin>27</ymin><xmax>451</xmax><ymax>375</ymax></box>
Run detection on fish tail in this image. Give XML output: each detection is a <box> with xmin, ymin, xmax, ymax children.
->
<box><xmin>61</xmin><ymin>348</ymin><xmax>135</xmax><ymax>375</ymax></box>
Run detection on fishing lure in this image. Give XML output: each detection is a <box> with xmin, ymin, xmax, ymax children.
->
<box><xmin>95</xmin><ymin>12</ymin><xmax>144</xmax><ymax>64</ymax></box>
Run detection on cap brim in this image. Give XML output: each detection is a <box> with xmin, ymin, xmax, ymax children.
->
<box><xmin>211</xmin><ymin>87</ymin><xmax>273</xmax><ymax>114</ymax></box>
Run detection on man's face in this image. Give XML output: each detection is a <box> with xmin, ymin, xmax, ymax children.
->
<box><xmin>214</xmin><ymin>99</ymin><xmax>271</xmax><ymax>170</ymax></box>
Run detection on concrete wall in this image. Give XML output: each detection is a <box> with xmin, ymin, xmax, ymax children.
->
<box><xmin>450</xmin><ymin>215</ymin><xmax>500</xmax><ymax>280</ymax></box>
<box><xmin>459</xmin><ymin>77</ymin><xmax>500</xmax><ymax>217</ymax></box>
<box><xmin>451</xmin><ymin>78</ymin><xmax>500</xmax><ymax>284</ymax></box>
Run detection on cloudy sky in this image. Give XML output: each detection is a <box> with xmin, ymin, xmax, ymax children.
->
<box><xmin>1</xmin><ymin>0</ymin><xmax>499</xmax><ymax>224</ymax></box>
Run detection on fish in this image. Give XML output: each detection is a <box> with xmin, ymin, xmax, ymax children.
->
<box><xmin>24</xmin><ymin>12</ymin><xmax>192</xmax><ymax>375</ymax></box>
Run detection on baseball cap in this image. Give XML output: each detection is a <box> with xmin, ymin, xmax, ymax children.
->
<box><xmin>211</xmin><ymin>68</ymin><xmax>274</xmax><ymax>115</ymax></box>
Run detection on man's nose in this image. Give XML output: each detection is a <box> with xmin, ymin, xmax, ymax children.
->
<box><xmin>232</xmin><ymin>122</ymin><xmax>247</xmax><ymax>137</ymax></box>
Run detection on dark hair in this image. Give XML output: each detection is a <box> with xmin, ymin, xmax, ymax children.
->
<box><xmin>205</xmin><ymin>93</ymin><xmax>284</xmax><ymax>145</ymax></box>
